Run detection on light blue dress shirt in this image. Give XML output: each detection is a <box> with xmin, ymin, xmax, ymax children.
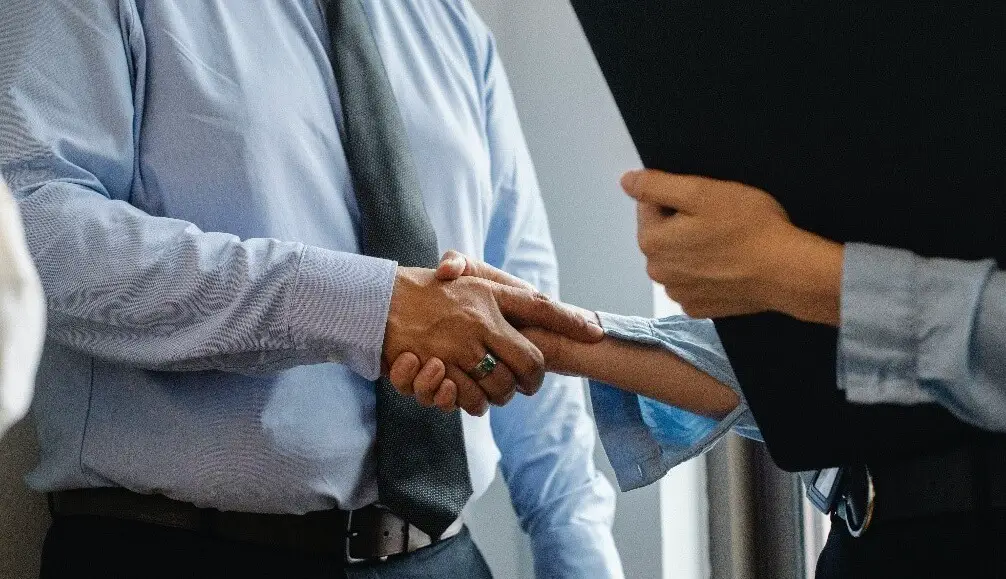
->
<box><xmin>0</xmin><ymin>1</ymin><xmax>620</xmax><ymax>576</ymax></box>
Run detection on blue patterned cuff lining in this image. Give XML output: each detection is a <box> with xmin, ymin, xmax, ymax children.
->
<box><xmin>590</xmin><ymin>311</ymin><xmax>757</xmax><ymax>491</ymax></box>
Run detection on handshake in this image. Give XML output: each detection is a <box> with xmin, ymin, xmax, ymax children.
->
<box><xmin>382</xmin><ymin>250</ymin><xmax>603</xmax><ymax>417</ymax></box>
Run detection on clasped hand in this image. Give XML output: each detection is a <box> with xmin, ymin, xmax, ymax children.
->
<box><xmin>382</xmin><ymin>251</ymin><xmax>602</xmax><ymax>416</ymax></box>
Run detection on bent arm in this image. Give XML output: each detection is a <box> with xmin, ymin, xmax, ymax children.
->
<box><xmin>1</xmin><ymin>0</ymin><xmax>396</xmax><ymax>378</ymax></box>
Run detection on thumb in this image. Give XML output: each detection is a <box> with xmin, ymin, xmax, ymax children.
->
<box><xmin>435</xmin><ymin>250</ymin><xmax>468</xmax><ymax>281</ymax></box>
<box><xmin>621</xmin><ymin>169</ymin><xmax>705</xmax><ymax>215</ymax></box>
<box><xmin>436</xmin><ymin>250</ymin><xmax>537</xmax><ymax>291</ymax></box>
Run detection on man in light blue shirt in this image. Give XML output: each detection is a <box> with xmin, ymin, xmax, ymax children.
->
<box><xmin>0</xmin><ymin>1</ymin><xmax>623</xmax><ymax>577</ymax></box>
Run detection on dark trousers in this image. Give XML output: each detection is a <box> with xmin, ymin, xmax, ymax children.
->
<box><xmin>40</xmin><ymin>515</ymin><xmax>493</xmax><ymax>579</ymax></box>
<box><xmin>816</xmin><ymin>508</ymin><xmax>1006</xmax><ymax>578</ymax></box>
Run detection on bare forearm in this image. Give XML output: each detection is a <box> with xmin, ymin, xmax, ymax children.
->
<box><xmin>522</xmin><ymin>328</ymin><xmax>739</xmax><ymax>419</ymax></box>
<box><xmin>762</xmin><ymin>228</ymin><xmax>844</xmax><ymax>327</ymax></box>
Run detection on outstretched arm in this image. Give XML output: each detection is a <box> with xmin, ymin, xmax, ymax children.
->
<box><xmin>523</xmin><ymin>322</ymin><xmax>739</xmax><ymax>418</ymax></box>
<box><xmin>388</xmin><ymin>251</ymin><xmax>739</xmax><ymax>418</ymax></box>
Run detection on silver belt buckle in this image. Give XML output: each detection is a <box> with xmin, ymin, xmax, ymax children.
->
<box><xmin>838</xmin><ymin>466</ymin><xmax>876</xmax><ymax>538</ymax></box>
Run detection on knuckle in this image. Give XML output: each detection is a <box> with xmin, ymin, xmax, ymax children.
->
<box><xmin>512</xmin><ymin>348</ymin><xmax>542</xmax><ymax>379</ymax></box>
<box><xmin>415</xmin><ymin>376</ymin><xmax>436</xmax><ymax>395</ymax></box>
<box><xmin>530</xmin><ymin>291</ymin><xmax>552</xmax><ymax>305</ymax></box>
<box><xmin>461</xmin><ymin>399</ymin><xmax>480</xmax><ymax>415</ymax></box>
<box><xmin>410</xmin><ymin>378</ymin><xmax>429</xmax><ymax>395</ymax></box>
<box><xmin>422</xmin><ymin>358</ymin><xmax>446</xmax><ymax>382</ymax></box>
<box><xmin>460</xmin><ymin>389</ymin><xmax>488</xmax><ymax>416</ymax></box>
<box><xmin>528</xmin><ymin>346</ymin><xmax>545</xmax><ymax>371</ymax></box>
<box><xmin>521</xmin><ymin>362</ymin><xmax>545</xmax><ymax>391</ymax></box>
<box><xmin>522</xmin><ymin>381</ymin><xmax>543</xmax><ymax>396</ymax></box>
<box><xmin>493</xmin><ymin>389</ymin><xmax>516</xmax><ymax>406</ymax></box>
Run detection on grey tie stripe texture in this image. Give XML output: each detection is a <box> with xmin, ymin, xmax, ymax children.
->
<box><xmin>326</xmin><ymin>0</ymin><xmax>473</xmax><ymax>538</ymax></box>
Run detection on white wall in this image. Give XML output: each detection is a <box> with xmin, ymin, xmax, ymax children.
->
<box><xmin>464</xmin><ymin>2</ymin><xmax>682</xmax><ymax>579</ymax></box>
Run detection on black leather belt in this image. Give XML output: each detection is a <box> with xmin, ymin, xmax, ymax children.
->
<box><xmin>48</xmin><ymin>488</ymin><xmax>459</xmax><ymax>563</ymax></box>
<box><xmin>834</xmin><ymin>443</ymin><xmax>1006</xmax><ymax>536</ymax></box>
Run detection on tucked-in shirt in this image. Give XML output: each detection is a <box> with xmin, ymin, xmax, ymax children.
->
<box><xmin>839</xmin><ymin>243</ymin><xmax>1006</xmax><ymax>431</ymax></box>
<box><xmin>589</xmin><ymin>312</ymin><xmax>761</xmax><ymax>491</ymax></box>
<box><xmin>0</xmin><ymin>178</ymin><xmax>45</xmax><ymax>438</ymax></box>
<box><xmin>0</xmin><ymin>1</ymin><xmax>620</xmax><ymax>576</ymax></box>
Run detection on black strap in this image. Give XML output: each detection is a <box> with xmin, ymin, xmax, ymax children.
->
<box><xmin>49</xmin><ymin>488</ymin><xmax>347</xmax><ymax>556</ymax></box>
<box><xmin>48</xmin><ymin>488</ymin><xmax>452</xmax><ymax>561</ymax></box>
<box><xmin>858</xmin><ymin>443</ymin><xmax>1006</xmax><ymax>526</ymax></box>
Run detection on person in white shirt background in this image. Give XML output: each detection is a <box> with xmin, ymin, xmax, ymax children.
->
<box><xmin>0</xmin><ymin>176</ymin><xmax>46</xmax><ymax>579</ymax></box>
<box><xmin>0</xmin><ymin>176</ymin><xmax>45</xmax><ymax>439</ymax></box>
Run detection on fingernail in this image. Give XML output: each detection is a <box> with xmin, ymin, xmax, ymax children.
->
<box><xmin>621</xmin><ymin>170</ymin><xmax>642</xmax><ymax>193</ymax></box>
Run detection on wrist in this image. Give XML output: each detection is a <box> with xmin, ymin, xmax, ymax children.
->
<box><xmin>383</xmin><ymin>266</ymin><xmax>433</xmax><ymax>365</ymax></box>
<box><xmin>758</xmin><ymin>225</ymin><xmax>843</xmax><ymax>326</ymax></box>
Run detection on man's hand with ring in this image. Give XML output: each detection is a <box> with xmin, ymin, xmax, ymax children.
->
<box><xmin>387</xmin><ymin>251</ymin><xmax>602</xmax><ymax>415</ymax></box>
<box><xmin>382</xmin><ymin>254</ymin><xmax>603</xmax><ymax>416</ymax></box>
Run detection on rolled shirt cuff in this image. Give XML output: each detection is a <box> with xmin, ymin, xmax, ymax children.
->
<box><xmin>589</xmin><ymin>312</ymin><xmax>759</xmax><ymax>491</ymax></box>
<box><xmin>838</xmin><ymin>242</ymin><xmax>995</xmax><ymax>406</ymax></box>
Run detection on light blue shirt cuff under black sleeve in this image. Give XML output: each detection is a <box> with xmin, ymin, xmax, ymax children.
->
<box><xmin>588</xmin><ymin>312</ymin><xmax>761</xmax><ymax>492</ymax></box>
<box><xmin>839</xmin><ymin>242</ymin><xmax>1006</xmax><ymax>430</ymax></box>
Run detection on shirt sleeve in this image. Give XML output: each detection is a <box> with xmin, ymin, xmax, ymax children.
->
<box><xmin>0</xmin><ymin>0</ymin><xmax>397</xmax><ymax>379</ymax></box>
<box><xmin>589</xmin><ymin>313</ymin><xmax>761</xmax><ymax>492</ymax></box>
<box><xmin>838</xmin><ymin>242</ymin><xmax>1006</xmax><ymax>430</ymax></box>
<box><xmin>468</xmin><ymin>11</ymin><xmax>622</xmax><ymax>579</ymax></box>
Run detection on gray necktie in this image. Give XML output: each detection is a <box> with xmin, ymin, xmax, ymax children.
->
<box><xmin>325</xmin><ymin>0</ymin><xmax>473</xmax><ymax>538</ymax></box>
